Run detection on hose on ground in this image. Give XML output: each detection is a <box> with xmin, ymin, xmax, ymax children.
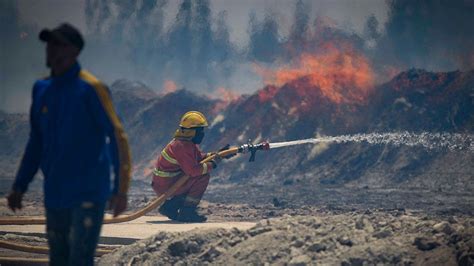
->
<box><xmin>0</xmin><ymin>148</ymin><xmax>238</xmax><ymax>225</ymax></box>
<box><xmin>0</xmin><ymin>240</ymin><xmax>113</xmax><ymax>255</ymax></box>
<box><xmin>0</xmin><ymin>256</ymin><xmax>48</xmax><ymax>265</ymax></box>
<box><xmin>0</xmin><ymin>148</ymin><xmax>239</xmax><ymax>257</ymax></box>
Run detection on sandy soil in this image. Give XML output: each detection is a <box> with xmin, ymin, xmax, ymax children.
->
<box><xmin>0</xmin><ymin>182</ymin><xmax>473</xmax><ymax>265</ymax></box>
<box><xmin>97</xmin><ymin>211</ymin><xmax>474</xmax><ymax>265</ymax></box>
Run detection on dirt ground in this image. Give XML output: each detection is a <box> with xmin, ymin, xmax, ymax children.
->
<box><xmin>97</xmin><ymin>211</ymin><xmax>474</xmax><ymax>265</ymax></box>
<box><xmin>0</xmin><ymin>180</ymin><xmax>473</xmax><ymax>265</ymax></box>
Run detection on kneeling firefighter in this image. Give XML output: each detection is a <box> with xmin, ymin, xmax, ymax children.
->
<box><xmin>152</xmin><ymin>111</ymin><xmax>232</xmax><ymax>222</ymax></box>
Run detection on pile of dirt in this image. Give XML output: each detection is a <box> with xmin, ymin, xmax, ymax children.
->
<box><xmin>98</xmin><ymin>211</ymin><xmax>474</xmax><ymax>265</ymax></box>
<box><xmin>1</xmin><ymin>70</ymin><xmax>472</xmax><ymax>210</ymax></box>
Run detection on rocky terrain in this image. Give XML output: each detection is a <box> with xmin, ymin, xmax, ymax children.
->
<box><xmin>0</xmin><ymin>69</ymin><xmax>473</xmax><ymax>264</ymax></box>
<box><xmin>97</xmin><ymin>210</ymin><xmax>474</xmax><ymax>265</ymax></box>
<box><xmin>1</xmin><ymin>69</ymin><xmax>472</xmax><ymax>194</ymax></box>
<box><xmin>2</xmin><ymin>195</ymin><xmax>473</xmax><ymax>265</ymax></box>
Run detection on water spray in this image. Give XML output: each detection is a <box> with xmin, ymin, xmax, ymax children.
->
<box><xmin>268</xmin><ymin>132</ymin><xmax>473</xmax><ymax>151</ymax></box>
<box><xmin>229</xmin><ymin>132</ymin><xmax>473</xmax><ymax>162</ymax></box>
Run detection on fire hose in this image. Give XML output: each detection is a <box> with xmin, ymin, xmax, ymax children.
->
<box><xmin>0</xmin><ymin>141</ymin><xmax>270</xmax><ymax>261</ymax></box>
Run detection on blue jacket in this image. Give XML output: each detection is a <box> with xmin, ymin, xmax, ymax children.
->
<box><xmin>13</xmin><ymin>62</ymin><xmax>132</xmax><ymax>209</ymax></box>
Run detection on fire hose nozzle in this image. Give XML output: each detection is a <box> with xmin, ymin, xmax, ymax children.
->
<box><xmin>237</xmin><ymin>140</ymin><xmax>270</xmax><ymax>162</ymax></box>
<box><xmin>260</xmin><ymin>141</ymin><xmax>270</xmax><ymax>150</ymax></box>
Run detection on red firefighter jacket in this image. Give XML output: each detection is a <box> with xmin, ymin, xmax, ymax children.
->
<box><xmin>153</xmin><ymin>138</ymin><xmax>213</xmax><ymax>178</ymax></box>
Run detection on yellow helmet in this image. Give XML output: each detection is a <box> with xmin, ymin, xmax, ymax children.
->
<box><xmin>179</xmin><ymin>111</ymin><xmax>208</xmax><ymax>129</ymax></box>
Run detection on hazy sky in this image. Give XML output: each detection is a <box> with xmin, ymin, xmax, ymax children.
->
<box><xmin>5</xmin><ymin>0</ymin><xmax>389</xmax><ymax>113</ymax></box>
<box><xmin>18</xmin><ymin>0</ymin><xmax>388</xmax><ymax>46</ymax></box>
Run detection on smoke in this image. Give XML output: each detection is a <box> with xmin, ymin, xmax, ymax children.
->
<box><xmin>246</xmin><ymin>0</ymin><xmax>366</xmax><ymax>64</ymax></box>
<box><xmin>82</xmin><ymin>0</ymin><xmax>239</xmax><ymax>94</ymax></box>
<box><xmin>287</xmin><ymin>0</ymin><xmax>310</xmax><ymax>56</ymax></box>
<box><xmin>248</xmin><ymin>0</ymin><xmax>370</xmax><ymax>103</ymax></box>
<box><xmin>372</xmin><ymin>0</ymin><xmax>474</xmax><ymax>72</ymax></box>
<box><xmin>0</xmin><ymin>0</ymin><xmax>43</xmax><ymax>113</ymax></box>
<box><xmin>247</xmin><ymin>11</ymin><xmax>282</xmax><ymax>63</ymax></box>
<box><xmin>82</xmin><ymin>0</ymin><xmax>168</xmax><ymax>86</ymax></box>
<box><xmin>2</xmin><ymin>0</ymin><xmax>473</xmax><ymax>113</ymax></box>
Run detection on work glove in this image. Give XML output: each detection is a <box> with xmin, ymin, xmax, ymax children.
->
<box><xmin>108</xmin><ymin>193</ymin><xmax>128</xmax><ymax>217</ymax></box>
<box><xmin>210</xmin><ymin>153</ymin><xmax>222</xmax><ymax>169</ymax></box>
<box><xmin>7</xmin><ymin>190</ymin><xmax>23</xmax><ymax>212</ymax></box>
<box><xmin>218</xmin><ymin>144</ymin><xmax>236</xmax><ymax>159</ymax></box>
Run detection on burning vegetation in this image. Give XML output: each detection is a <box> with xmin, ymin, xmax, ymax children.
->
<box><xmin>255</xmin><ymin>44</ymin><xmax>375</xmax><ymax>104</ymax></box>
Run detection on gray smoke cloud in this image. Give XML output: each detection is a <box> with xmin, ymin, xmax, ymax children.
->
<box><xmin>82</xmin><ymin>0</ymin><xmax>238</xmax><ymax>93</ymax></box>
<box><xmin>2</xmin><ymin>0</ymin><xmax>473</xmax><ymax>113</ymax></box>
<box><xmin>373</xmin><ymin>0</ymin><xmax>474</xmax><ymax>71</ymax></box>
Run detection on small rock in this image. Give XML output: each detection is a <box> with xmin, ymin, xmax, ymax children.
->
<box><xmin>272</xmin><ymin>197</ymin><xmax>287</xmax><ymax>207</ymax></box>
<box><xmin>433</xmin><ymin>222</ymin><xmax>454</xmax><ymax>235</ymax></box>
<box><xmin>127</xmin><ymin>255</ymin><xmax>140</xmax><ymax>265</ymax></box>
<box><xmin>307</xmin><ymin>242</ymin><xmax>326</xmax><ymax>252</ymax></box>
<box><xmin>414</xmin><ymin>237</ymin><xmax>440</xmax><ymax>251</ymax></box>
<box><xmin>266</xmin><ymin>210</ymin><xmax>276</xmax><ymax>217</ymax></box>
<box><xmin>168</xmin><ymin>241</ymin><xmax>187</xmax><ymax>256</ymax></box>
<box><xmin>174</xmin><ymin>261</ymin><xmax>186</xmax><ymax>266</ymax></box>
<box><xmin>198</xmin><ymin>246</ymin><xmax>224</xmax><ymax>262</ymax></box>
<box><xmin>391</xmin><ymin>221</ymin><xmax>402</xmax><ymax>230</ymax></box>
<box><xmin>148</xmin><ymin>243</ymin><xmax>158</xmax><ymax>250</ymax></box>
<box><xmin>447</xmin><ymin>216</ymin><xmax>458</xmax><ymax>224</ymax></box>
<box><xmin>291</xmin><ymin>240</ymin><xmax>305</xmax><ymax>248</ymax></box>
<box><xmin>187</xmin><ymin>241</ymin><xmax>200</xmax><ymax>253</ymax></box>
<box><xmin>355</xmin><ymin>218</ymin><xmax>365</xmax><ymax>230</ymax></box>
<box><xmin>289</xmin><ymin>254</ymin><xmax>311</xmax><ymax>266</ymax></box>
<box><xmin>228</xmin><ymin>237</ymin><xmax>243</xmax><ymax>246</ymax></box>
<box><xmin>248</xmin><ymin>226</ymin><xmax>272</xmax><ymax>236</ymax></box>
<box><xmin>337</xmin><ymin>236</ymin><xmax>353</xmax><ymax>247</ymax></box>
<box><xmin>373</xmin><ymin>229</ymin><xmax>392</xmax><ymax>239</ymax></box>
<box><xmin>448</xmin><ymin>233</ymin><xmax>462</xmax><ymax>245</ymax></box>
<box><xmin>341</xmin><ymin>257</ymin><xmax>365</xmax><ymax>266</ymax></box>
<box><xmin>140</xmin><ymin>252</ymin><xmax>151</xmax><ymax>261</ymax></box>
<box><xmin>377</xmin><ymin>221</ymin><xmax>388</xmax><ymax>227</ymax></box>
<box><xmin>168</xmin><ymin>240</ymin><xmax>200</xmax><ymax>256</ymax></box>
<box><xmin>290</xmin><ymin>247</ymin><xmax>302</xmax><ymax>257</ymax></box>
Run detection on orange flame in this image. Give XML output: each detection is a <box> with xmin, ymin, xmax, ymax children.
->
<box><xmin>257</xmin><ymin>85</ymin><xmax>279</xmax><ymax>103</ymax></box>
<box><xmin>163</xmin><ymin>80</ymin><xmax>178</xmax><ymax>94</ymax></box>
<box><xmin>215</xmin><ymin>87</ymin><xmax>240</xmax><ymax>103</ymax></box>
<box><xmin>255</xmin><ymin>45</ymin><xmax>375</xmax><ymax>104</ymax></box>
<box><xmin>210</xmin><ymin>87</ymin><xmax>241</xmax><ymax>113</ymax></box>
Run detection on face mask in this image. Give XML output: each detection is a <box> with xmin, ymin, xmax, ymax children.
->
<box><xmin>192</xmin><ymin>128</ymin><xmax>205</xmax><ymax>144</ymax></box>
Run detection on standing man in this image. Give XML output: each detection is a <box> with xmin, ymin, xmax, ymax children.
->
<box><xmin>152</xmin><ymin>111</ymin><xmax>232</xmax><ymax>223</ymax></box>
<box><xmin>6</xmin><ymin>23</ymin><xmax>132</xmax><ymax>265</ymax></box>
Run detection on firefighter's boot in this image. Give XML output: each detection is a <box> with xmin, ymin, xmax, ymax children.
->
<box><xmin>176</xmin><ymin>206</ymin><xmax>207</xmax><ymax>223</ymax></box>
<box><xmin>159</xmin><ymin>196</ymin><xmax>185</xmax><ymax>220</ymax></box>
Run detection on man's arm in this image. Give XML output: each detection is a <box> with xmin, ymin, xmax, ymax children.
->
<box><xmin>82</xmin><ymin>71</ymin><xmax>132</xmax><ymax>216</ymax></box>
<box><xmin>8</xmin><ymin>85</ymin><xmax>42</xmax><ymax>211</ymax></box>
<box><xmin>175</xmin><ymin>146</ymin><xmax>214</xmax><ymax>177</ymax></box>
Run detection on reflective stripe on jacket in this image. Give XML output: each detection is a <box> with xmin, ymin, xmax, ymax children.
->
<box><xmin>154</xmin><ymin>139</ymin><xmax>212</xmax><ymax>178</ymax></box>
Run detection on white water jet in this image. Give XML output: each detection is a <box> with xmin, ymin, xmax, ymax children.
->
<box><xmin>269</xmin><ymin>132</ymin><xmax>474</xmax><ymax>151</ymax></box>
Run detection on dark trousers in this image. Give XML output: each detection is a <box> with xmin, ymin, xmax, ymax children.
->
<box><xmin>152</xmin><ymin>174</ymin><xmax>210</xmax><ymax>206</ymax></box>
<box><xmin>46</xmin><ymin>201</ymin><xmax>105</xmax><ymax>266</ymax></box>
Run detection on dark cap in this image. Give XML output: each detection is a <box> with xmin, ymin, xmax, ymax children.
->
<box><xmin>39</xmin><ymin>23</ymin><xmax>84</xmax><ymax>51</ymax></box>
